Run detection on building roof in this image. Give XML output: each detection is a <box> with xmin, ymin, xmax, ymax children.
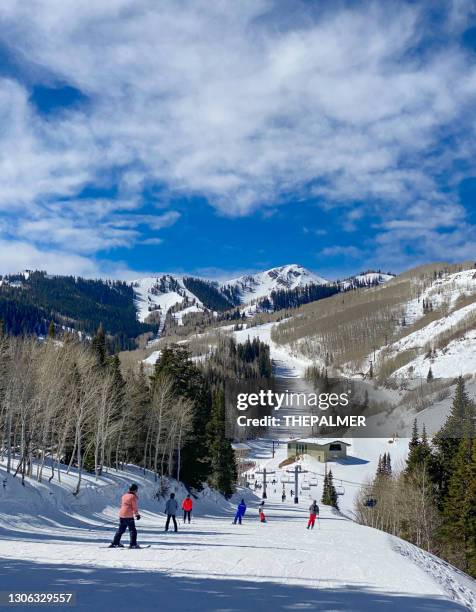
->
<box><xmin>288</xmin><ymin>438</ymin><xmax>351</xmax><ymax>446</ymax></box>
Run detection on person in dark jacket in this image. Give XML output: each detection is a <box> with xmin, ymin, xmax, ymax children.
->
<box><xmin>307</xmin><ymin>500</ymin><xmax>319</xmax><ymax>529</ymax></box>
<box><xmin>165</xmin><ymin>493</ymin><xmax>179</xmax><ymax>532</ymax></box>
<box><xmin>110</xmin><ymin>484</ymin><xmax>141</xmax><ymax>548</ymax></box>
<box><xmin>233</xmin><ymin>499</ymin><xmax>247</xmax><ymax>524</ymax></box>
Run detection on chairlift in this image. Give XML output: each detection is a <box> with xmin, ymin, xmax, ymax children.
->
<box><xmin>310</xmin><ymin>477</ymin><xmax>318</xmax><ymax>487</ymax></box>
<box><xmin>302</xmin><ymin>479</ymin><xmax>310</xmax><ymax>491</ymax></box>
<box><xmin>336</xmin><ymin>480</ymin><xmax>345</xmax><ymax>496</ymax></box>
<box><xmin>364</xmin><ymin>496</ymin><xmax>377</xmax><ymax>508</ymax></box>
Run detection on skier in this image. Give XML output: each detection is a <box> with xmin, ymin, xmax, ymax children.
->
<box><xmin>307</xmin><ymin>500</ymin><xmax>319</xmax><ymax>529</ymax></box>
<box><xmin>233</xmin><ymin>499</ymin><xmax>247</xmax><ymax>524</ymax></box>
<box><xmin>165</xmin><ymin>492</ymin><xmax>178</xmax><ymax>532</ymax></box>
<box><xmin>182</xmin><ymin>494</ymin><xmax>193</xmax><ymax>524</ymax></box>
<box><xmin>281</xmin><ymin>489</ymin><xmax>286</xmax><ymax>502</ymax></box>
<box><xmin>258</xmin><ymin>500</ymin><xmax>266</xmax><ymax>523</ymax></box>
<box><xmin>109</xmin><ymin>483</ymin><xmax>142</xmax><ymax>548</ymax></box>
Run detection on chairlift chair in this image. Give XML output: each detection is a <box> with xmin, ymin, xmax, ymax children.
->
<box><xmin>335</xmin><ymin>480</ymin><xmax>345</xmax><ymax>495</ymax></box>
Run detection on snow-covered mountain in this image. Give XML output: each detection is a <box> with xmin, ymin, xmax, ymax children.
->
<box><xmin>133</xmin><ymin>265</ymin><xmax>330</xmax><ymax>325</ymax></box>
<box><xmin>132</xmin><ymin>264</ymin><xmax>397</xmax><ymax>331</ymax></box>
<box><xmin>222</xmin><ymin>264</ymin><xmax>329</xmax><ymax>304</ymax></box>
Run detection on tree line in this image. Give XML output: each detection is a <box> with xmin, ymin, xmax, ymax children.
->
<box><xmin>0</xmin><ymin>271</ymin><xmax>156</xmax><ymax>350</ymax></box>
<box><xmin>355</xmin><ymin>377</ymin><xmax>476</xmax><ymax>577</ymax></box>
<box><xmin>0</xmin><ymin>325</ymin><xmax>254</xmax><ymax>499</ymax></box>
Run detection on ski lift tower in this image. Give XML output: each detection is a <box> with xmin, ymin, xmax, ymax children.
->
<box><xmin>286</xmin><ymin>465</ymin><xmax>309</xmax><ymax>504</ymax></box>
<box><xmin>256</xmin><ymin>467</ymin><xmax>276</xmax><ymax>499</ymax></box>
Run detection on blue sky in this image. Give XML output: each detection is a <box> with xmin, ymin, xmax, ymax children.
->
<box><xmin>0</xmin><ymin>0</ymin><xmax>475</xmax><ymax>280</ymax></box>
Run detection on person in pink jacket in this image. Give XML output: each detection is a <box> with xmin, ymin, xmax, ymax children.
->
<box><xmin>109</xmin><ymin>484</ymin><xmax>141</xmax><ymax>548</ymax></box>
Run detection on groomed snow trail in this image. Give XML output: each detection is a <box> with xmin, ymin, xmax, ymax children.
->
<box><xmin>0</xmin><ymin>462</ymin><xmax>474</xmax><ymax>611</ymax></box>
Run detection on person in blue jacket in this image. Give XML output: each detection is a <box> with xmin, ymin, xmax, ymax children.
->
<box><xmin>233</xmin><ymin>499</ymin><xmax>247</xmax><ymax>524</ymax></box>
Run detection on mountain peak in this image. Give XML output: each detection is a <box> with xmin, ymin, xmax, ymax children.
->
<box><xmin>223</xmin><ymin>264</ymin><xmax>329</xmax><ymax>304</ymax></box>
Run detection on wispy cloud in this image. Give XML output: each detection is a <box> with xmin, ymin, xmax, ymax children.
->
<box><xmin>0</xmin><ymin>1</ymin><xmax>474</xmax><ymax>274</ymax></box>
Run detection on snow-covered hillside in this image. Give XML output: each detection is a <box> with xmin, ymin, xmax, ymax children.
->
<box><xmin>223</xmin><ymin>264</ymin><xmax>329</xmax><ymax>304</ymax></box>
<box><xmin>339</xmin><ymin>271</ymin><xmax>395</xmax><ymax>290</ymax></box>
<box><xmin>1</xmin><ymin>452</ymin><xmax>474</xmax><ymax>611</ymax></box>
<box><xmin>246</xmin><ymin>265</ymin><xmax>476</xmax><ymax>380</ymax></box>
<box><xmin>133</xmin><ymin>274</ymin><xmax>206</xmax><ymax>326</ymax></box>
<box><xmin>382</xmin><ymin>268</ymin><xmax>476</xmax><ymax>378</ymax></box>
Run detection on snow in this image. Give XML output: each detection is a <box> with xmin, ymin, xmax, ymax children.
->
<box><xmin>339</xmin><ymin>272</ymin><xmax>394</xmax><ymax>290</ymax></box>
<box><xmin>132</xmin><ymin>275</ymin><xmax>205</xmax><ymax>324</ymax></box>
<box><xmin>379</xmin><ymin>280</ymin><xmax>476</xmax><ymax>378</ymax></box>
<box><xmin>172</xmin><ymin>303</ymin><xmax>203</xmax><ymax>325</ymax></box>
<box><xmin>132</xmin><ymin>265</ymin><xmax>330</xmax><ymax>329</ymax></box>
<box><xmin>391</xmin><ymin>302</ymin><xmax>476</xmax><ymax>356</ymax></box>
<box><xmin>402</xmin><ymin>269</ymin><xmax>476</xmax><ymax>329</ymax></box>
<box><xmin>245</xmin><ymin>438</ymin><xmax>410</xmax><ymax>518</ymax></box>
<box><xmin>144</xmin><ymin>349</ymin><xmax>161</xmax><ymax>365</ymax></box>
<box><xmin>1</xmin><ymin>451</ymin><xmax>474</xmax><ymax>611</ymax></box>
<box><xmin>224</xmin><ymin>264</ymin><xmax>329</xmax><ymax>305</ymax></box>
<box><xmin>291</xmin><ymin>437</ymin><xmax>351</xmax><ymax>446</ymax></box>
<box><xmin>394</xmin><ymin>329</ymin><xmax>476</xmax><ymax>378</ymax></box>
<box><xmin>232</xmin><ymin>321</ymin><xmax>313</xmax><ymax>377</ymax></box>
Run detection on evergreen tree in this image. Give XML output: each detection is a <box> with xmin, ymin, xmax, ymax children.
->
<box><xmin>91</xmin><ymin>323</ymin><xmax>106</xmax><ymax>366</ymax></box>
<box><xmin>406</xmin><ymin>420</ymin><xmax>432</xmax><ymax>476</ymax></box>
<box><xmin>328</xmin><ymin>470</ymin><xmax>338</xmax><ymax>509</ymax></box>
<box><xmin>377</xmin><ymin>454</ymin><xmax>383</xmax><ymax>476</ymax></box>
<box><xmin>322</xmin><ymin>467</ymin><xmax>338</xmax><ymax>508</ymax></box>
<box><xmin>385</xmin><ymin>452</ymin><xmax>392</xmax><ymax>476</ymax></box>
<box><xmin>433</xmin><ymin>377</ymin><xmax>475</xmax><ymax>501</ymax></box>
<box><xmin>377</xmin><ymin>453</ymin><xmax>392</xmax><ymax>477</ymax></box>
<box><xmin>321</xmin><ymin>469</ymin><xmax>329</xmax><ymax>505</ymax></box>
<box><xmin>427</xmin><ymin>367</ymin><xmax>433</xmax><ymax>382</ymax></box>
<box><xmin>206</xmin><ymin>391</ymin><xmax>237</xmax><ymax>498</ymax></box>
<box><xmin>439</xmin><ymin>437</ymin><xmax>476</xmax><ymax>574</ymax></box>
<box><xmin>48</xmin><ymin>321</ymin><xmax>55</xmax><ymax>339</ymax></box>
<box><xmin>125</xmin><ymin>362</ymin><xmax>150</xmax><ymax>465</ymax></box>
<box><xmin>153</xmin><ymin>344</ymin><xmax>212</xmax><ymax>489</ymax></box>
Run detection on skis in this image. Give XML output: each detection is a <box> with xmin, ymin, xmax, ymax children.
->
<box><xmin>103</xmin><ymin>544</ymin><xmax>151</xmax><ymax>549</ymax></box>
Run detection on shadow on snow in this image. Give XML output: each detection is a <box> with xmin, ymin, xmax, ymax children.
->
<box><xmin>0</xmin><ymin>557</ymin><xmax>467</xmax><ymax>612</ymax></box>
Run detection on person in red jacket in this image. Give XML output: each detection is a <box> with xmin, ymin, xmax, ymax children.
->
<box><xmin>109</xmin><ymin>484</ymin><xmax>141</xmax><ymax>548</ymax></box>
<box><xmin>182</xmin><ymin>494</ymin><xmax>193</xmax><ymax>523</ymax></box>
<box><xmin>258</xmin><ymin>500</ymin><xmax>266</xmax><ymax>523</ymax></box>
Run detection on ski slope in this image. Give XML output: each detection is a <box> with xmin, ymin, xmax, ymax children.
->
<box><xmin>233</xmin><ymin>321</ymin><xmax>313</xmax><ymax>377</ymax></box>
<box><xmin>244</xmin><ymin>438</ymin><xmax>410</xmax><ymax>518</ymax></box>
<box><xmin>0</xmin><ymin>457</ymin><xmax>474</xmax><ymax>611</ymax></box>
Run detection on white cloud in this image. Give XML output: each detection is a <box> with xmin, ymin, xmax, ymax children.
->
<box><xmin>0</xmin><ymin>239</ymin><xmax>102</xmax><ymax>276</ymax></box>
<box><xmin>319</xmin><ymin>245</ymin><xmax>363</xmax><ymax>259</ymax></box>
<box><xmin>0</xmin><ymin>1</ymin><xmax>474</xmax><ymax>269</ymax></box>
